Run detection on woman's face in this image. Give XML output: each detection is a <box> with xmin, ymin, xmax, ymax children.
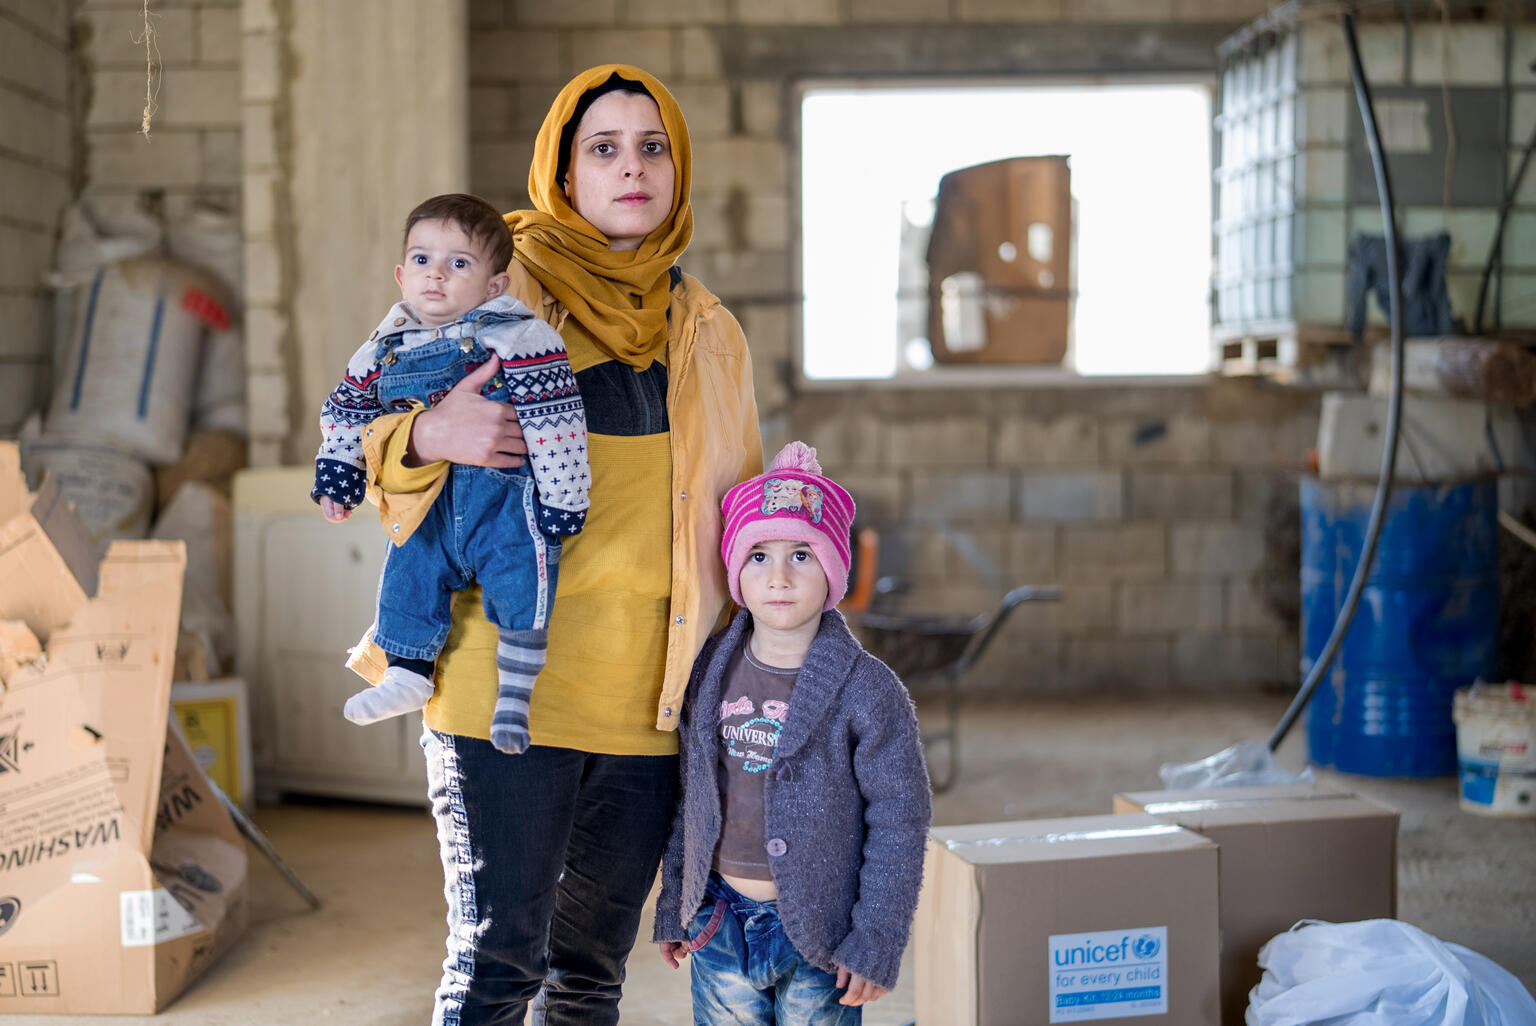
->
<box><xmin>562</xmin><ymin>91</ymin><xmax>675</xmax><ymax>251</ymax></box>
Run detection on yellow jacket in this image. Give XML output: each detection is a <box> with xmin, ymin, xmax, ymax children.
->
<box><xmin>352</xmin><ymin>261</ymin><xmax>762</xmax><ymax>738</ymax></box>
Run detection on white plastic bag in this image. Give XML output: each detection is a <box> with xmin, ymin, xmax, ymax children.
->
<box><xmin>1159</xmin><ymin>740</ymin><xmax>1316</xmax><ymax>789</ymax></box>
<box><xmin>1247</xmin><ymin>919</ymin><xmax>1536</xmax><ymax>1026</ymax></box>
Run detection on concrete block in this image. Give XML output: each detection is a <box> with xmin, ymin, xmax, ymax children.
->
<box><xmin>1018</xmin><ymin>469</ymin><xmax>1123</xmax><ymax>522</ymax></box>
<box><xmin>469</xmin><ymin>86</ymin><xmax>515</xmax><ymax>141</ymax></box>
<box><xmin>996</xmin><ymin>414</ymin><xmax>1100</xmax><ymax>465</ymax></box>
<box><xmin>740</xmin><ymin>80</ymin><xmax>782</xmax><ymax>138</ymax></box>
<box><xmin>87</xmin><ymin>128</ymin><xmax>204</xmax><ymax>187</ymax></box>
<box><xmin>1007</xmin><ymin>526</ymin><xmax>1057</xmax><ymax>581</ymax></box>
<box><xmin>242</xmin><ymin>169</ymin><xmax>277</xmax><ymax>238</ymax></box>
<box><xmin>1226</xmin><ymin>578</ymin><xmax>1291</xmax><ymax>635</ymax></box>
<box><xmin>1411</xmin><ymin>24</ymin><xmax>1504</xmax><ymax>87</ymax></box>
<box><xmin>1170</xmin><ymin>523</ymin><xmax>1266</xmax><ymax>579</ymax></box>
<box><xmin>0</xmin><ymin>88</ymin><xmax>70</xmax><ymax>169</ymax></box>
<box><xmin>676</xmin><ymin>27</ymin><xmax>723</xmax><ymax>80</ymax></box>
<box><xmin>627</xmin><ymin>0</ymin><xmax>728</xmax><ymax>23</ymax></box>
<box><xmin>81</xmin><ymin>7</ymin><xmax>195</xmax><ymax>65</ymax></box>
<box><xmin>734</xmin><ymin>0</ymin><xmax>841</xmax><ymax>23</ymax></box>
<box><xmin>0</xmin><ymin>293</ymin><xmax>49</xmax><ymax>359</ymax></box>
<box><xmin>792</xmin><ymin>411</ymin><xmax>886</xmax><ymax>469</ymax></box>
<box><xmin>1128</xmin><ymin>468</ymin><xmax>1234</xmax><ymax>521</ymax></box>
<box><xmin>683</xmin><ymin>247</ymin><xmax>789</xmax><ymax>297</ymax></box>
<box><xmin>513</xmin><ymin>0</ymin><xmax>621</xmax><ymax>24</ymax></box>
<box><xmin>569</xmin><ymin>30</ymin><xmax>675</xmax><ymax>79</ymax></box>
<box><xmin>1171</xmin><ymin>634</ymin><xmax>1288</xmax><ymax>689</ymax></box>
<box><xmin>1118</xmin><ymin>582</ymin><xmax>1223</xmax><ymax>634</ymax></box>
<box><xmin>240</xmin><ymin>0</ymin><xmax>276</xmax><ymax>33</ymax></box>
<box><xmin>242</xmin><ymin>239</ymin><xmax>281</xmax><ymax>306</ymax></box>
<box><xmin>830</xmin><ymin>470</ymin><xmax>901</xmax><ymax>523</ymax></box>
<box><xmin>0</xmin><ymin>0</ymin><xmax>71</xmax><ymax>42</ymax></box>
<box><xmin>1316</xmin><ymin>391</ymin><xmax>1536</xmax><ymax>480</ymax></box>
<box><xmin>470</xmin><ymin>0</ymin><xmax>509</xmax><ymax>27</ymax></box>
<box><xmin>1235</xmin><ymin>468</ymin><xmax>1298</xmax><ymax>524</ymax></box>
<box><xmin>693</xmin><ymin>138</ymin><xmax>786</xmax><ymax>191</ymax></box>
<box><xmin>0</xmin><ymin>157</ymin><xmax>69</xmax><ymax>229</ymax></box>
<box><xmin>157</xmin><ymin>68</ymin><xmax>241</xmax><ymax>126</ymax></box>
<box><xmin>468</xmin><ymin>30</ymin><xmax>566</xmax><ymax>83</ymax></box>
<box><xmin>884</xmin><ymin>417</ymin><xmax>991</xmax><ymax>467</ymax></box>
<box><xmin>246</xmin><ymin>369</ymin><xmax>288</xmax><ymax>426</ymax></box>
<box><xmin>734</xmin><ymin>301</ymin><xmax>792</xmax><ymax>364</ymax></box>
<box><xmin>909</xmin><ymin>470</ymin><xmax>1013</xmax><ymax>522</ymax></box>
<box><xmin>967</xmin><ymin>633</ymin><xmax>1061</xmax><ymax>693</ymax></box>
<box><xmin>247</xmin><ymin>436</ymin><xmax>284</xmax><ymax>468</ymax></box>
<box><xmin>243</xmin><ymin>307</ymin><xmax>289</xmax><ymax>371</ymax></box>
<box><xmin>1061</xmin><ymin>637</ymin><xmax>1172</xmax><ymax>690</ymax></box>
<box><xmin>1067</xmin><ymin>0</ymin><xmax>1175</xmax><ymax>18</ymax></box>
<box><xmin>667</xmin><ymin>83</ymin><xmax>731</xmax><ymax>138</ymax></box>
<box><xmin>0</xmin><ymin>18</ymin><xmax>69</xmax><ymax>103</ymax></box>
<box><xmin>745</xmin><ymin>192</ymin><xmax>790</xmax><ymax>249</ymax></box>
<box><xmin>197</xmin><ymin>6</ymin><xmax>240</xmax><ymax>64</ymax></box>
<box><xmin>0</xmin><ymin>358</ymin><xmax>48</xmax><ymax>436</ymax></box>
<box><xmin>242</xmin><ymin>101</ymin><xmax>278</xmax><ymax>170</ymax></box>
<box><xmin>241</xmin><ymin>33</ymin><xmax>281</xmax><ymax>103</ymax></box>
<box><xmin>1211</xmin><ymin>413</ymin><xmax>1318</xmax><ymax>466</ymax></box>
<box><xmin>848</xmin><ymin>0</ymin><xmax>953</xmax><ymax>22</ymax></box>
<box><xmin>1102</xmin><ymin>413</ymin><xmax>1211</xmax><ymax>464</ymax></box>
<box><xmin>1060</xmin><ymin>524</ymin><xmax>1167</xmax><ymax>582</ymax></box>
<box><xmin>203</xmin><ymin>129</ymin><xmax>241</xmax><ymax>186</ymax></box>
<box><xmin>472</xmin><ymin>140</ymin><xmax>535</xmax><ymax>191</ymax></box>
<box><xmin>1172</xmin><ymin>0</ymin><xmax>1270</xmax><ymax>18</ymax></box>
<box><xmin>89</xmin><ymin>69</ymin><xmax>156</xmax><ymax>128</ymax></box>
<box><xmin>956</xmin><ymin>0</ymin><xmax>1061</xmax><ymax>20</ymax></box>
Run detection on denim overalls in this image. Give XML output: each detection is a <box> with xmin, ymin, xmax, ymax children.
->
<box><xmin>369</xmin><ymin>326</ymin><xmax>560</xmax><ymax>662</ymax></box>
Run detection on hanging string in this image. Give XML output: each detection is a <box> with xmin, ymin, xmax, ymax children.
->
<box><xmin>135</xmin><ymin>0</ymin><xmax>160</xmax><ymax>138</ymax></box>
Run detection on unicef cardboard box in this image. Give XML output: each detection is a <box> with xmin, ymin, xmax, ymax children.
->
<box><xmin>915</xmin><ymin>814</ymin><xmax>1220</xmax><ymax>1025</ymax></box>
<box><xmin>1112</xmin><ymin>785</ymin><xmax>1398</xmax><ymax>1025</ymax></box>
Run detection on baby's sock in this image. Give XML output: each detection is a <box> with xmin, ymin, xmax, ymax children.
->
<box><xmin>490</xmin><ymin>629</ymin><xmax>546</xmax><ymax>754</ymax></box>
<box><xmin>345</xmin><ymin>662</ymin><xmax>434</xmax><ymax>725</ymax></box>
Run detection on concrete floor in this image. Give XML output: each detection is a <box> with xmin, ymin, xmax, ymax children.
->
<box><xmin>27</xmin><ymin>692</ymin><xmax>1536</xmax><ymax>1025</ymax></box>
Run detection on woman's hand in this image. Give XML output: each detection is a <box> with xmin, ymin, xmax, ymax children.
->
<box><xmin>405</xmin><ymin>356</ymin><xmax>528</xmax><ymax>468</ymax></box>
<box><xmin>835</xmin><ymin>967</ymin><xmax>887</xmax><ymax>1006</ymax></box>
<box><xmin>658</xmin><ymin>941</ymin><xmax>689</xmax><ymax>969</ymax></box>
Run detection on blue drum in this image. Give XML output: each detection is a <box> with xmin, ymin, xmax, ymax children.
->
<box><xmin>1300</xmin><ymin>477</ymin><xmax>1499</xmax><ymax>777</ymax></box>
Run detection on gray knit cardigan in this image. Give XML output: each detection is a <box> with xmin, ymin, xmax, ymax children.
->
<box><xmin>652</xmin><ymin>608</ymin><xmax>932</xmax><ymax>991</ymax></box>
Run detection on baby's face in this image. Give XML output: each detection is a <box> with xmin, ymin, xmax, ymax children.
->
<box><xmin>394</xmin><ymin>219</ymin><xmax>505</xmax><ymax>326</ymax></box>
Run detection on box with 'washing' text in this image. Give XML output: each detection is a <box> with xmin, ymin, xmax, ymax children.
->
<box><xmin>915</xmin><ymin>814</ymin><xmax>1220</xmax><ymax>1025</ymax></box>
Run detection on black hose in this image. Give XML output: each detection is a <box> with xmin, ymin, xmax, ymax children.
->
<box><xmin>1268</xmin><ymin>10</ymin><xmax>1406</xmax><ymax>753</ymax></box>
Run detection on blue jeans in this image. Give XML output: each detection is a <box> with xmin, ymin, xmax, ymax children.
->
<box><xmin>687</xmin><ymin>874</ymin><xmax>860</xmax><ymax>1026</ymax></box>
<box><xmin>371</xmin><ymin>330</ymin><xmax>558</xmax><ymax>661</ymax></box>
<box><xmin>423</xmin><ymin>730</ymin><xmax>679</xmax><ymax>1026</ymax></box>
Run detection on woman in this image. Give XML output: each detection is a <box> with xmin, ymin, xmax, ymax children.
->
<box><xmin>357</xmin><ymin>65</ymin><xmax>762</xmax><ymax>1025</ymax></box>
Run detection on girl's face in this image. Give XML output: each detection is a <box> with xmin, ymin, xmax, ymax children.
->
<box><xmin>562</xmin><ymin>91</ymin><xmax>675</xmax><ymax>251</ymax></box>
<box><xmin>737</xmin><ymin>540</ymin><xmax>829</xmax><ymax>636</ymax></box>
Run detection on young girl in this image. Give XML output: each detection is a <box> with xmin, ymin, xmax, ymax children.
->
<box><xmin>654</xmin><ymin>441</ymin><xmax>932</xmax><ymax>1024</ymax></box>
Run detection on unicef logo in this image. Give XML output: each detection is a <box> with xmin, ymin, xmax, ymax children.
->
<box><xmin>1132</xmin><ymin>934</ymin><xmax>1160</xmax><ymax>960</ymax></box>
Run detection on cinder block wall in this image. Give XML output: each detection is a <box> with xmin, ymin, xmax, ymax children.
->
<box><xmin>0</xmin><ymin>1</ymin><xmax>76</xmax><ymax>436</ymax></box>
<box><xmin>467</xmin><ymin>0</ymin><xmax>1318</xmax><ymax>691</ymax></box>
<box><xmin>77</xmin><ymin>0</ymin><xmax>241</xmax><ymax>218</ymax></box>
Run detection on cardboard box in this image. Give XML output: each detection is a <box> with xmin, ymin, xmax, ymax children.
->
<box><xmin>926</xmin><ymin>155</ymin><xmax>1073</xmax><ymax>366</ymax></box>
<box><xmin>172</xmin><ymin>678</ymin><xmax>254</xmax><ymax>810</ymax></box>
<box><xmin>0</xmin><ymin>455</ymin><xmax>249</xmax><ymax>1014</ymax></box>
<box><xmin>1112</xmin><ymin>785</ymin><xmax>1399</xmax><ymax>1026</ymax></box>
<box><xmin>916</xmin><ymin>814</ymin><xmax>1221</xmax><ymax>1025</ymax></box>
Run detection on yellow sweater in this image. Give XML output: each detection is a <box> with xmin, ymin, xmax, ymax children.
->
<box><xmin>358</xmin><ymin>264</ymin><xmax>761</xmax><ymax>754</ymax></box>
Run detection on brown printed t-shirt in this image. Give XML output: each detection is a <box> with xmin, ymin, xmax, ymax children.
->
<box><xmin>712</xmin><ymin>635</ymin><xmax>797</xmax><ymax>881</ymax></box>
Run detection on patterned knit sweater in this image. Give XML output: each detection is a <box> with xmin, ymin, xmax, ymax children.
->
<box><xmin>312</xmin><ymin>294</ymin><xmax>589</xmax><ymax>537</ymax></box>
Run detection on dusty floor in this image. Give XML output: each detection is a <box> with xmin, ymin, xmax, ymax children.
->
<box><xmin>25</xmin><ymin>692</ymin><xmax>1536</xmax><ymax>1025</ymax></box>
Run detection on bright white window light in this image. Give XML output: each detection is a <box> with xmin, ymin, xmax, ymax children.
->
<box><xmin>800</xmin><ymin>83</ymin><xmax>1212</xmax><ymax>379</ymax></box>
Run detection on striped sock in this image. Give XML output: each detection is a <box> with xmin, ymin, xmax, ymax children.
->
<box><xmin>489</xmin><ymin>629</ymin><xmax>546</xmax><ymax>755</ymax></box>
<box><xmin>345</xmin><ymin>663</ymin><xmax>434</xmax><ymax>725</ymax></box>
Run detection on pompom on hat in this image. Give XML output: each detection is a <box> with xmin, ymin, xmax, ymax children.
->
<box><xmin>721</xmin><ymin>442</ymin><xmax>857</xmax><ymax>612</ymax></box>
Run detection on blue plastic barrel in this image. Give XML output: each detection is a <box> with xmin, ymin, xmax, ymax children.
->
<box><xmin>1300</xmin><ymin>477</ymin><xmax>1499</xmax><ymax>777</ymax></box>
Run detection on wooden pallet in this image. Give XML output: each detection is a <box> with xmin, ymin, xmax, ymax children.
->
<box><xmin>1212</xmin><ymin>324</ymin><xmax>1364</xmax><ymax>382</ymax></box>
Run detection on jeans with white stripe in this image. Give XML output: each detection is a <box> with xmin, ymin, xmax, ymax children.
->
<box><xmin>422</xmin><ymin>730</ymin><xmax>679</xmax><ymax>1026</ymax></box>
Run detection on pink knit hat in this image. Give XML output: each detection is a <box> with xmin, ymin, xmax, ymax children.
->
<box><xmin>721</xmin><ymin>441</ymin><xmax>857</xmax><ymax>612</ymax></box>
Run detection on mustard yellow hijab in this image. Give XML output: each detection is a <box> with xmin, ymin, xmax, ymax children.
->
<box><xmin>503</xmin><ymin>64</ymin><xmax>693</xmax><ymax>371</ymax></box>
